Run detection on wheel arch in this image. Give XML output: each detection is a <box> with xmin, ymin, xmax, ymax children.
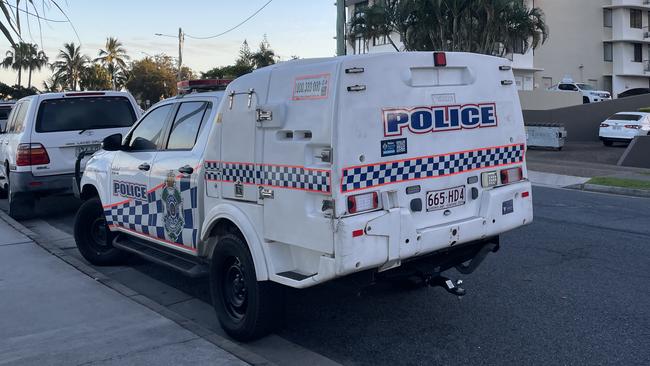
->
<box><xmin>201</xmin><ymin>204</ymin><xmax>270</xmax><ymax>281</ymax></box>
<box><xmin>80</xmin><ymin>183</ymin><xmax>100</xmax><ymax>201</ymax></box>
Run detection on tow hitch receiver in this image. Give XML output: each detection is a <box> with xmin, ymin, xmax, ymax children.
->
<box><xmin>428</xmin><ymin>276</ymin><xmax>466</xmax><ymax>297</ymax></box>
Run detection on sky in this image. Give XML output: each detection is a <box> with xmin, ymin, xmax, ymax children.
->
<box><xmin>0</xmin><ymin>0</ymin><xmax>337</xmax><ymax>87</ymax></box>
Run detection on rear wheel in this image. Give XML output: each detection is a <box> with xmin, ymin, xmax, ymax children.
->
<box><xmin>74</xmin><ymin>197</ymin><xmax>127</xmax><ymax>265</ymax></box>
<box><xmin>210</xmin><ymin>233</ymin><xmax>284</xmax><ymax>341</ymax></box>
<box><xmin>7</xmin><ymin>173</ymin><xmax>35</xmax><ymax>219</ymax></box>
<box><xmin>603</xmin><ymin>139</ymin><xmax>613</xmax><ymax>147</ymax></box>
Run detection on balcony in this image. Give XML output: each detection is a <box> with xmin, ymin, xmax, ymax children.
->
<box><xmin>604</xmin><ymin>0</ymin><xmax>650</xmax><ymax>9</ymax></box>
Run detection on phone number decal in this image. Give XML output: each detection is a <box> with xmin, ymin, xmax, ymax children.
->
<box><xmin>292</xmin><ymin>73</ymin><xmax>330</xmax><ymax>100</ymax></box>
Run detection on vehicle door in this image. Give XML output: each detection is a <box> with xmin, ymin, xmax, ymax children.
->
<box><xmin>0</xmin><ymin>102</ymin><xmax>21</xmax><ymax>179</ymax></box>
<box><xmin>104</xmin><ymin>103</ymin><xmax>174</xmax><ymax>237</ymax></box>
<box><xmin>148</xmin><ymin>100</ymin><xmax>213</xmax><ymax>252</ymax></box>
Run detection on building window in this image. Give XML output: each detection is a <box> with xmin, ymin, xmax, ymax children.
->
<box><xmin>604</xmin><ymin>9</ymin><xmax>612</xmax><ymax>27</ymax></box>
<box><xmin>541</xmin><ymin>77</ymin><xmax>553</xmax><ymax>89</ymax></box>
<box><xmin>604</xmin><ymin>42</ymin><xmax>613</xmax><ymax>62</ymax></box>
<box><xmin>633</xmin><ymin>43</ymin><xmax>643</xmax><ymax>62</ymax></box>
<box><xmin>373</xmin><ymin>34</ymin><xmax>388</xmax><ymax>46</ymax></box>
<box><xmin>512</xmin><ymin>37</ymin><xmax>525</xmax><ymax>54</ymax></box>
<box><xmin>631</xmin><ymin>9</ymin><xmax>643</xmax><ymax>29</ymax></box>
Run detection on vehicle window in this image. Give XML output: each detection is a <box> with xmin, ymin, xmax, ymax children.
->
<box><xmin>128</xmin><ymin>104</ymin><xmax>173</xmax><ymax>151</ymax></box>
<box><xmin>0</xmin><ymin>106</ymin><xmax>12</xmax><ymax>120</ymax></box>
<box><xmin>10</xmin><ymin>101</ymin><xmax>29</xmax><ymax>133</ymax></box>
<box><xmin>608</xmin><ymin>114</ymin><xmax>643</xmax><ymax>121</ymax></box>
<box><xmin>35</xmin><ymin>96</ymin><xmax>136</xmax><ymax>133</ymax></box>
<box><xmin>576</xmin><ymin>84</ymin><xmax>594</xmax><ymax>91</ymax></box>
<box><xmin>166</xmin><ymin>102</ymin><xmax>212</xmax><ymax>150</ymax></box>
<box><xmin>4</xmin><ymin>103</ymin><xmax>20</xmax><ymax>132</ymax></box>
<box><xmin>558</xmin><ymin>84</ymin><xmax>577</xmax><ymax>91</ymax></box>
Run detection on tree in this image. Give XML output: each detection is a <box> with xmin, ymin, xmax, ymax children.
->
<box><xmin>42</xmin><ymin>74</ymin><xmax>64</xmax><ymax>92</ymax></box>
<box><xmin>96</xmin><ymin>37</ymin><xmax>130</xmax><ymax>90</ymax></box>
<box><xmin>0</xmin><ymin>1</ymin><xmax>68</xmax><ymax>46</ymax></box>
<box><xmin>26</xmin><ymin>44</ymin><xmax>48</xmax><ymax>88</ymax></box>
<box><xmin>80</xmin><ymin>64</ymin><xmax>112</xmax><ymax>90</ymax></box>
<box><xmin>201</xmin><ymin>39</ymin><xmax>271</xmax><ymax>80</ymax></box>
<box><xmin>250</xmin><ymin>35</ymin><xmax>277</xmax><ymax>68</ymax></box>
<box><xmin>51</xmin><ymin>42</ymin><xmax>88</xmax><ymax>91</ymax></box>
<box><xmin>126</xmin><ymin>55</ymin><xmax>177</xmax><ymax>104</ymax></box>
<box><xmin>0</xmin><ymin>82</ymin><xmax>37</xmax><ymax>99</ymax></box>
<box><xmin>348</xmin><ymin>0</ymin><xmax>548</xmax><ymax>57</ymax></box>
<box><xmin>1</xmin><ymin>42</ymin><xmax>29</xmax><ymax>86</ymax></box>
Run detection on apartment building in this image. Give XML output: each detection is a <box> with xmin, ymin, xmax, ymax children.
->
<box><xmin>345</xmin><ymin>0</ymin><xmax>650</xmax><ymax>97</ymax></box>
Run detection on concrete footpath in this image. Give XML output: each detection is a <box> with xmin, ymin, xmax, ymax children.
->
<box><xmin>0</xmin><ymin>214</ymin><xmax>248</xmax><ymax>366</ymax></box>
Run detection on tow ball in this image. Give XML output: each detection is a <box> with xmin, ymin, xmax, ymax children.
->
<box><xmin>427</xmin><ymin>276</ymin><xmax>466</xmax><ymax>297</ymax></box>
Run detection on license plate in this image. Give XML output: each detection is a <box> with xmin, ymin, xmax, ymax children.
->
<box><xmin>613</xmin><ymin>125</ymin><xmax>622</xmax><ymax>130</ymax></box>
<box><xmin>426</xmin><ymin>186</ymin><xmax>466</xmax><ymax>211</ymax></box>
<box><xmin>75</xmin><ymin>144</ymin><xmax>101</xmax><ymax>157</ymax></box>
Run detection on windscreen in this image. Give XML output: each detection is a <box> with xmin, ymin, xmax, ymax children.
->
<box><xmin>608</xmin><ymin>114</ymin><xmax>643</xmax><ymax>121</ymax></box>
<box><xmin>576</xmin><ymin>83</ymin><xmax>595</xmax><ymax>90</ymax></box>
<box><xmin>0</xmin><ymin>106</ymin><xmax>12</xmax><ymax>120</ymax></box>
<box><xmin>36</xmin><ymin>96</ymin><xmax>136</xmax><ymax>133</ymax></box>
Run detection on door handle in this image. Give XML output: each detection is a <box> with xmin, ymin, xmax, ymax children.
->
<box><xmin>178</xmin><ymin>165</ymin><xmax>194</xmax><ymax>175</ymax></box>
<box><xmin>138</xmin><ymin>163</ymin><xmax>150</xmax><ymax>171</ymax></box>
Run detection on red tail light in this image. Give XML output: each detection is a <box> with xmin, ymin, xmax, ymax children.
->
<box><xmin>347</xmin><ymin>192</ymin><xmax>379</xmax><ymax>214</ymax></box>
<box><xmin>434</xmin><ymin>52</ymin><xmax>447</xmax><ymax>67</ymax></box>
<box><xmin>16</xmin><ymin>143</ymin><xmax>50</xmax><ymax>166</ymax></box>
<box><xmin>500</xmin><ymin>167</ymin><xmax>523</xmax><ymax>185</ymax></box>
<box><xmin>600</xmin><ymin>123</ymin><xmax>610</xmax><ymax>128</ymax></box>
<box><xmin>624</xmin><ymin>124</ymin><xmax>641</xmax><ymax>129</ymax></box>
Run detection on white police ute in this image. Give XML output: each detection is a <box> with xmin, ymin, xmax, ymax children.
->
<box><xmin>74</xmin><ymin>53</ymin><xmax>533</xmax><ymax>341</ymax></box>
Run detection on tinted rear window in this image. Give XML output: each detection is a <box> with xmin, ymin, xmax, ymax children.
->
<box><xmin>0</xmin><ymin>106</ymin><xmax>12</xmax><ymax>120</ymax></box>
<box><xmin>608</xmin><ymin>114</ymin><xmax>643</xmax><ymax>121</ymax></box>
<box><xmin>36</xmin><ymin>96</ymin><xmax>136</xmax><ymax>133</ymax></box>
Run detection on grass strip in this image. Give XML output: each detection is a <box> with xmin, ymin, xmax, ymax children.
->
<box><xmin>587</xmin><ymin>176</ymin><xmax>650</xmax><ymax>190</ymax></box>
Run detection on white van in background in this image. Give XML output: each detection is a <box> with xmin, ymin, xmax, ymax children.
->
<box><xmin>0</xmin><ymin>100</ymin><xmax>16</xmax><ymax>132</ymax></box>
<box><xmin>0</xmin><ymin>91</ymin><xmax>141</xmax><ymax>218</ymax></box>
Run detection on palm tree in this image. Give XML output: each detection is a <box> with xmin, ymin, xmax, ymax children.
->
<box><xmin>42</xmin><ymin>74</ymin><xmax>64</xmax><ymax>92</ymax></box>
<box><xmin>348</xmin><ymin>0</ymin><xmax>548</xmax><ymax>56</ymax></box>
<box><xmin>80</xmin><ymin>64</ymin><xmax>112</xmax><ymax>91</ymax></box>
<box><xmin>250</xmin><ymin>36</ymin><xmax>277</xmax><ymax>69</ymax></box>
<box><xmin>95</xmin><ymin>37</ymin><xmax>130</xmax><ymax>90</ymax></box>
<box><xmin>51</xmin><ymin>42</ymin><xmax>88</xmax><ymax>91</ymax></box>
<box><xmin>25</xmin><ymin>44</ymin><xmax>48</xmax><ymax>88</ymax></box>
<box><xmin>1</xmin><ymin>42</ymin><xmax>30</xmax><ymax>86</ymax></box>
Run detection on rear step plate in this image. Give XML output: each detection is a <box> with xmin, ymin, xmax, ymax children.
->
<box><xmin>113</xmin><ymin>235</ymin><xmax>208</xmax><ymax>278</ymax></box>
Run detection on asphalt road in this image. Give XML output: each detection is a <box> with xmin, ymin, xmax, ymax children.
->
<box><xmin>2</xmin><ymin>186</ymin><xmax>649</xmax><ymax>366</ymax></box>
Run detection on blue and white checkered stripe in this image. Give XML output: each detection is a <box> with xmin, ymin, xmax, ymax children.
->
<box><xmin>104</xmin><ymin>178</ymin><xmax>199</xmax><ymax>249</ymax></box>
<box><xmin>341</xmin><ymin>144</ymin><xmax>525</xmax><ymax>193</ymax></box>
<box><xmin>204</xmin><ymin>161</ymin><xmax>331</xmax><ymax>194</ymax></box>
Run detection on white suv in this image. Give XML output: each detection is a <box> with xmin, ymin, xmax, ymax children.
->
<box><xmin>548</xmin><ymin>81</ymin><xmax>611</xmax><ymax>104</ymax></box>
<box><xmin>0</xmin><ymin>91</ymin><xmax>140</xmax><ymax>218</ymax></box>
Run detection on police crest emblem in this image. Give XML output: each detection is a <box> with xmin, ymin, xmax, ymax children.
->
<box><xmin>162</xmin><ymin>172</ymin><xmax>184</xmax><ymax>241</ymax></box>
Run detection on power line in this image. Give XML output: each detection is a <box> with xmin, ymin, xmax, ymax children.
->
<box><xmin>2</xmin><ymin>1</ymin><xmax>68</xmax><ymax>22</ymax></box>
<box><xmin>185</xmin><ymin>0</ymin><xmax>274</xmax><ymax>40</ymax></box>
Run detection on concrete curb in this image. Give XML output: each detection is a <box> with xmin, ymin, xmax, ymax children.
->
<box><xmin>576</xmin><ymin>183</ymin><xmax>650</xmax><ymax>198</ymax></box>
<box><xmin>0</xmin><ymin>210</ymin><xmax>275</xmax><ymax>366</ymax></box>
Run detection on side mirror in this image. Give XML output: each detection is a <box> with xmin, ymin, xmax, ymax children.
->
<box><xmin>102</xmin><ymin>133</ymin><xmax>123</xmax><ymax>151</ymax></box>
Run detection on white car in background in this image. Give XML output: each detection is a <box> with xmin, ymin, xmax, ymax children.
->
<box><xmin>548</xmin><ymin>80</ymin><xmax>611</xmax><ymax>104</ymax></box>
<box><xmin>599</xmin><ymin>112</ymin><xmax>650</xmax><ymax>146</ymax></box>
<box><xmin>0</xmin><ymin>100</ymin><xmax>16</xmax><ymax>132</ymax></box>
<box><xmin>0</xmin><ymin>91</ymin><xmax>141</xmax><ymax>218</ymax></box>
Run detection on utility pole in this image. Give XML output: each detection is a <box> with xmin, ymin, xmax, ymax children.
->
<box><xmin>178</xmin><ymin>27</ymin><xmax>184</xmax><ymax>81</ymax></box>
<box><xmin>155</xmin><ymin>28</ymin><xmax>185</xmax><ymax>81</ymax></box>
<box><xmin>336</xmin><ymin>1</ymin><xmax>346</xmax><ymax>56</ymax></box>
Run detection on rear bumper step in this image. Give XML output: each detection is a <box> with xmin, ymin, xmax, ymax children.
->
<box><xmin>113</xmin><ymin>234</ymin><xmax>208</xmax><ymax>278</ymax></box>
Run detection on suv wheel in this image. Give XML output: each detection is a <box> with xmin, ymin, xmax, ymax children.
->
<box><xmin>7</xmin><ymin>173</ymin><xmax>35</xmax><ymax>219</ymax></box>
<box><xmin>74</xmin><ymin>197</ymin><xmax>127</xmax><ymax>265</ymax></box>
<box><xmin>211</xmin><ymin>233</ymin><xmax>284</xmax><ymax>341</ymax></box>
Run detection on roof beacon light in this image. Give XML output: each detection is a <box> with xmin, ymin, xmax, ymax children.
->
<box><xmin>177</xmin><ymin>79</ymin><xmax>232</xmax><ymax>94</ymax></box>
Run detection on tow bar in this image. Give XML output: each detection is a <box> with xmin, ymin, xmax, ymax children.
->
<box><xmin>427</xmin><ymin>276</ymin><xmax>466</xmax><ymax>297</ymax></box>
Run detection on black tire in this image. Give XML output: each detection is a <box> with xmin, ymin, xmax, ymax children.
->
<box><xmin>7</xmin><ymin>173</ymin><xmax>35</xmax><ymax>219</ymax></box>
<box><xmin>74</xmin><ymin>197</ymin><xmax>127</xmax><ymax>266</ymax></box>
<box><xmin>0</xmin><ymin>163</ymin><xmax>8</xmax><ymax>199</ymax></box>
<box><xmin>210</xmin><ymin>233</ymin><xmax>284</xmax><ymax>341</ymax></box>
<box><xmin>583</xmin><ymin>96</ymin><xmax>590</xmax><ymax>104</ymax></box>
<box><xmin>603</xmin><ymin>140</ymin><xmax>613</xmax><ymax>147</ymax></box>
